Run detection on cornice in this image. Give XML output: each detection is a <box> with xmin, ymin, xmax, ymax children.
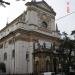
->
<box><xmin>0</xmin><ymin>29</ymin><xmax>60</xmax><ymax>43</ymax></box>
<box><xmin>0</xmin><ymin>11</ymin><xmax>26</xmax><ymax>33</ymax></box>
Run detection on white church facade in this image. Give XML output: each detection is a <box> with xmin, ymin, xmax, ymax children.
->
<box><xmin>0</xmin><ymin>0</ymin><xmax>60</xmax><ymax>74</ymax></box>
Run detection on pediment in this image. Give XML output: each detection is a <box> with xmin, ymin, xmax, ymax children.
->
<box><xmin>26</xmin><ymin>1</ymin><xmax>56</xmax><ymax>15</ymax></box>
<box><xmin>37</xmin><ymin>2</ymin><xmax>53</xmax><ymax>12</ymax></box>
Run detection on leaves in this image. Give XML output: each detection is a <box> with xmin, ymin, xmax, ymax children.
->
<box><xmin>71</xmin><ymin>30</ymin><xmax>75</xmax><ymax>35</ymax></box>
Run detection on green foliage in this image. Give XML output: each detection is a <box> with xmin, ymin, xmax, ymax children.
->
<box><xmin>71</xmin><ymin>30</ymin><xmax>75</xmax><ymax>35</ymax></box>
<box><xmin>57</xmin><ymin>32</ymin><xmax>75</xmax><ymax>73</ymax></box>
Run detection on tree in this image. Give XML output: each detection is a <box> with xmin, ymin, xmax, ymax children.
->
<box><xmin>62</xmin><ymin>32</ymin><xmax>68</xmax><ymax>37</ymax></box>
<box><xmin>0</xmin><ymin>0</ymin><xmax>10</xmax><ymax>7</ymax></box>
<box><xmin>71</xmin><ymin>30</ymin><xmax>75</xmax><ymax>40</ymax></box>
<box><xmin>57</xmin><ymin>32</ymin><xmax>75</xmax><ymax>74</ymax></box>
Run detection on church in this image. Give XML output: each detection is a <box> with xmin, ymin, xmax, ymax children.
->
<box><xmin>0</xmin><ymin>0</ymin><xmax>60</xmax><ymax>74</ymax></box>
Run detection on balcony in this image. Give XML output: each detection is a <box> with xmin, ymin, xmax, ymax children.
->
<box><xmin>33</xmin><ymin>42</ymin><xmax>52</xmax><ymax>54</ymax></box>
<box><xmin>34</xmin><ymin>47</ymin><xmax>52</xmax><ymax>53</ymax></box>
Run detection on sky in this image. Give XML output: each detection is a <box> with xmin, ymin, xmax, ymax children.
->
<box><xmin>0</xmin><ymin>0</ymin><xmax>75</xmax><ymax>36</ymax></box>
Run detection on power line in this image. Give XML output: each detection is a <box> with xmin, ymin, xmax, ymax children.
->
<box><xmin>56</xmin><ymin>11</ymin><xmax>75</xmax><ymax>21</ymax></box>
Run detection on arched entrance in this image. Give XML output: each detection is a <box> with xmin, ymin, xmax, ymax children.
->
<box><xmin>53</xmin><ymin>58</ymin><xmax>57</xmax><ymax>73</ymax></box>
<box><xmin>46</xmin><ymin>60</ymin><xmax>50</xmax><ymax>72</ymax></box>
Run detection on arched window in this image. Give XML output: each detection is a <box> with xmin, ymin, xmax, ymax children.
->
<box><xmin>35</xmin><ymin>61</ymin><xmax>39</xmax><ymax>73</ymax></box>
<box><xmin>0</xmin><ymin>63</ymin><xmax>6</xmax><ymax>72</ymax></box>
<box><xmin>4</xmin><ymin>52</ymin><xmax>7</xmax><ymax>60</ymax></box>
<box><xmin>42</xmin><ymin>21</ymin><xmax>48</xmax><ymax>28</ymax></box>
<box><xmin>26</xmin><ymin>51</ymin><xmax>29</xmax><ymax>61</ymax></box>
<box><xmin>0</xmin><ymin>44</ymin><xmax>3</xmax><ymax>49</ymax></box>
<box><xmin>12</xmin><ymin>49</ymin><xmax>15</xmax><ymax>58</ymax></box>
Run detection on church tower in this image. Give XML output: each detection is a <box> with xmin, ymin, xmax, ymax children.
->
<box><xmin>25</xmin><ymin>0</ymin><xmax>56</xmax><ymax>33</ymax></box>
<box><xmin>25</xmin><ymin>0</ymin><xmax>60</xmax><ymax>73</ymax></box>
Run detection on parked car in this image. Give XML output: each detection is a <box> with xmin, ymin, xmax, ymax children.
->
<box><xmin>41</xmin><ymin>72</ymin><xmax>55</xmax><ymax>75</ymax></box>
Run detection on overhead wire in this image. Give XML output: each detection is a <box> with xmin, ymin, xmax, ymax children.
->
<box><xmin>56</xmin><ymin>11</ymin><xmax>75</xmax><ymax>21</ymax></box>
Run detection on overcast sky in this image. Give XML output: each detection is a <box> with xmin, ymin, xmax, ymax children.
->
<box><xmin>0</xmin><ymin>0</ymin><xmax>75</xmax><ymax>35</ymax></box>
